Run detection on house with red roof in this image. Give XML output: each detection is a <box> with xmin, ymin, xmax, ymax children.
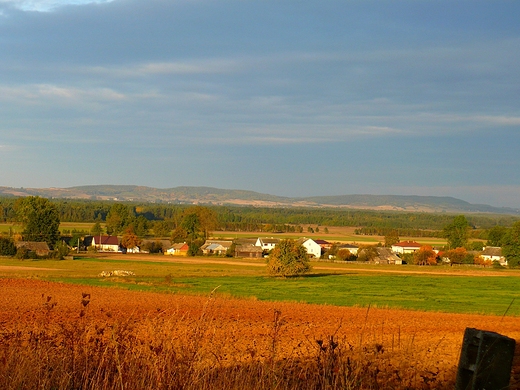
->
<box><xmin>391</xmin><ymin>241</ymin><xmax>422</xmax><ymax>255</ymax></box>
<box><xmin>84</xmin><ymin>235</ymin><xmax>120</xmax><ymax>252</ymax></box>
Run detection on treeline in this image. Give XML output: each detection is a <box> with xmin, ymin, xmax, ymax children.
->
<box><xmin>1</xmin><ymin>197</ymin><xmax>518</xmax><ymax>235</ymax></box>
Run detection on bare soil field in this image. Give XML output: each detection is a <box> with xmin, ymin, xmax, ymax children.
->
<box><xmin>1</xmin><ymin>278</ymin><xmax>519</xmax><ymax>389</ymax></box>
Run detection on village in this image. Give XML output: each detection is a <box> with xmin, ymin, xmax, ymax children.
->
<box><xmin>56</xmin><ymin>234</ymin><xmax>508</xmax><ymax>267</ymax></box>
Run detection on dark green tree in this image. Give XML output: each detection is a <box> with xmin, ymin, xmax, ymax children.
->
<box><xmin>170</xmin><ymin>206</ymin><xmax>217</xmax><ymax>245</ymax></box>
<box><xmin>266</xmin><ymin>239</ymin><xmax>311</xmax><ymax>277</ymax></box>
<box><xmin>486</xmin><ymin>226</ymin><xmax>507</xmax><ymax>247</ymax></box>
<box><xmin>153</xmin><ymin>220</ymin><xmax>172</xmax><ymax>238</ymax></box>
<box><xmin>91</xmin><ymin>222</ymin><xmax>103</xmax><ymax>236</ymax></box>
<box><xmin>442</xmin><ymin>215</ymin><xmax>469</xmax><ymax>249</ymax></box>
<box><xmin>502</xmin><ymin>221</ymin><xmax>520</xmax><ymax>268</ymax></box>
<box><xmin>384</xmin><ymin>230</ymin><xmax>400</xmax><ymax>247</ymax></box>
<box><xmin>15</xmin><ymin>196</ymin><xmax>60</xmax><ymax>249</ymax></box>
<box><xmin>0</xmin><ymin>236</ymin><xmax>16</xmax><ymax>256</ymax></box>
<box><xmin>105</xmin><ymin>203</ymin><xmax>134</xmax><ymax>235</ymax></box>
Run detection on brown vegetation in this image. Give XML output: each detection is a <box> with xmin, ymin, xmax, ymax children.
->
<box><xmin>1</xmin><ymin>279</ymin><xmax>519</xmax><ymax>389</ymax></box>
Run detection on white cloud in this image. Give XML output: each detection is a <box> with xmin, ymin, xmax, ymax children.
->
<box><xmin>0</xmin><ymin>0</ymin><xmax>113</xmax><ymax>12</ymax></box>
<box><xmin>0</xmin><ymin>144</ymin><xmax>17</xmax><ymax>151</ymax></box>
<box><xmin>0</xmin><ymin>84</ymin><xmax>126</xmax><ymax>104</ymax></box>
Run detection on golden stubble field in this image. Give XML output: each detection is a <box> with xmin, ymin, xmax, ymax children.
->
<box><xmin>1</xmin><ymin>278</ymin><xmax>519</xmax><ymax>389</ymax></box>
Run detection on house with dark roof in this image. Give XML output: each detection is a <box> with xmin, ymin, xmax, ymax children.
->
<box><xmin>84</xmin><ymin>235</ymin><xmax>120</xmax><ymax>252</ymax></box>
<box><xmin>480</xmin><ymin>246</ymin><xmax>507</xmax><ymax>266</ymax></box>
<box><xmin>235</xmin><ymin>244</ymin><xmax>263</xmax><ymax>258</ymax></box>
<box><xmin>359</xmin><ymin>247</ymin><xmax>402</xmax><ymax>265</ymax></box>
<box><xmin>15</xmin><ymin>241</ymin><xmax>51</xmax><ymax>257</ymax></box>
<box><xmin>314</xmin><ymin>239</ymin><xmax>332</xmax><ymax>250</ymax></box>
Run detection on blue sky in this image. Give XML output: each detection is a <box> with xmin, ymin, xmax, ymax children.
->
<box><xmin>1</xmin><ymin>0</ymin><xmax>519</xmax><ymax>208</ymax></box>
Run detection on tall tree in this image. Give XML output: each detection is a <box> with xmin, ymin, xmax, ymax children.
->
<box><xmin>266</xmin><ymin>239</ymin><xmax>311</xmax><ymax>277</ymax></box>
<box><xmin>384</xmin><ymin>230</ymin><xmax>400</xmax><ymax>247</ymax></box>
<box><xmin>121</xmin><ymin>226</ymin><xmax>141</xmax><ymax>250</ymax></box>
<box><xmin>442</xmin><ymin>215</ymin><xmax>469</xmax><ymax>249</ymax></box>
<box><xmin>170</xmin><ymin>206</ymin><xmax>217</xmax><ymax>244</ymax></box>
<box><xmin>91</xmin><ymin>222</ymin><xmax>103</xmax><ymax>236</ymax></box>
<box><xmin>502</xmin><ymin>221</ymin><xmax>520</xmax><ymax>268</ymax></box>
<box><xmin>15</xmin><ymin>196</ymin><xmax>60</xmax><ymax>249</ymax></box>
<box><xmin>105</xmin><ymin>203</ymin><xmax>134</xmax><ymax>235</ymax></box>
<box><xmin>486</xmin><ymin>226</ymin><xmax>507</xmax><ymax>247</ymax></box>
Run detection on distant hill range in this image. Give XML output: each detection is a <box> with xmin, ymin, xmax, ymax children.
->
<box><xmin>0</xmin><ymin>185</ymin><xmax>518</xmax><ymax>215</ymax></box>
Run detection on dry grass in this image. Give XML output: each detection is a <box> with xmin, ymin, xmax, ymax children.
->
<box><xmin>1</xmin><ymin>279</ymin><xmax>519</xmax><ymax>389</ymax></box>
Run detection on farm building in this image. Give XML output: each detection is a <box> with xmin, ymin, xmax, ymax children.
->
<box><xmin>235</xmin><ymin>244</ymin><xmax>263</xmax><ymax>258</ymax></box>
<box><xmin>84</xmin><ymin>235</ymin><xmax>120</xmax><ymax>252</ymax></box>
<box><xmin>201</xmin><ymin>240</ymin><xmax>233</xmax><ymax>255</ymax></box>
<box><xmin>255</xmin><ymin>237</ymin><xmax>280</xmax><ymax>251</ymax></box>
<box><xmin>165</xmin><ymin>242</ymin><xmax>189</xmax><ymax>256</ymax></box>
<box><xmin>15</xmin><ymin>241</ymin><xmax>51</xmax><ymax>257</ymax></box>
<box><xmin>391</xmin><ymin>241</ymin><xmax>422</xmax><ymax>254</ymax></box>
<box><xmin>296</xmin><ymin>238</ymin><xmax>322</xmax><ymax>258</ymax></box>
<box><xmin>480</xmin><ymin>246</ymin><xmax>507</xmax><ymax>266</ymax></box>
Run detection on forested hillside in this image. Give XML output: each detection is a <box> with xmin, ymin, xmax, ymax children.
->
<box><xmin>0</xmin><ymin>185</ymin><xmax>518</xmax><ymax>215</ymax></box>
<box><xmin>1</xmin><ymin>197</ymin><xmax>518</xmax><ymax>238</ymax></box>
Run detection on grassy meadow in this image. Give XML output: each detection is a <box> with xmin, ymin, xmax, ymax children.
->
<box><xmin>1</xmin><ymin>254</ymin><xmax>518</xmax><ymax>316</ymax></box>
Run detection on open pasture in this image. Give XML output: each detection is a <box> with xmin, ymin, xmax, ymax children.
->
<box><xmin>1</xmin><ymin>277</ymin><xmax>520</xmax><ymax>389</ymax></box>
<box><xmin>1</xmin><ymin>254</ymin><xmax>519</xmax><ymax>315</ymax></box>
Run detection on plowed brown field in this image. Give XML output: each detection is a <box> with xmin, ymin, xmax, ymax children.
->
<box><xmin>1</xmin><ymin>278</ymin><xmax>519</xmax><ymax>389</ymax></box>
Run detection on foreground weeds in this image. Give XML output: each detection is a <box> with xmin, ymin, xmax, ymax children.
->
<box><xmin>1</xmin><ymin>279</ymin><xmax>518</xmax><ymax>389</ymax></box>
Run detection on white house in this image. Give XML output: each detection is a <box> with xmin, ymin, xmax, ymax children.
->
<box><xmin>297</xmin><ymin>238</ymin><xmax>322</xmax><ymax>258</ymax></box>
<box><xmin>255</xmin><ymin>237</ymin><xmax>280</xmax><ymax>251</ymax></box>
<box><xmin>85</xmin><ymin>235</ymin><xmax>120</xmax><ymax>252</ymax></box>
<box><xmin>337</xmin><ymin>243</ymin><xmax>359</xmax><ymax>255</ymax></box>
<box><xmin>391</xmin><ymin>241</ymin><xmax>422</xmax><ymax>254</ymax></box>
<box><xmin>480</xmin><ymin>246</ymin><xmax>507</xmax><ymax>266</ymax></box>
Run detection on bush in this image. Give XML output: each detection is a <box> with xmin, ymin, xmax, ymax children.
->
<box><xmin>51</xmin><ymin>241</ymin><xmax>70</xmax><ymax>260</ymax></box>
<box><xmin>15</xmin><ymin>247</ymin><xmax>38</xmax><ymax>260</ymax></box>
<box><xmin>266</xmin><ymin>239</ymin><xmax>311</xmax><ymax>277</ymax></box>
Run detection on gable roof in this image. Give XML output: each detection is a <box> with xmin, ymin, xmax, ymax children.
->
<box><xmin>84</xmin><ymin>235</ymin><xmax>119</xmax><ymax>246</ymax></box>
<box><xmin>314</xmin><ymin>239</ymin><xmax>331</xmax><ymax>245</ymax></box>
<box><xmin>257</xmin><ymin>237</ymin><xmax>280</xmax><ymax>245</ymax></box>
<box><xmin>15</xmin><ymin>241</ymin><xmax>50</xmax><ymax>252</ymax></box>
<box><xmin>393</xmin><ymin>241</ymin><xmax>422</xmax><ymax>248</ymax></box>
<box><xmin>481</xmin><ymin>246</ymin><xmax>503</xmax><ymax>257</ymax></box>
<box><xmin>375</xmin><ymin>247</ymin><xmax>402</xmax><ymax>262</ymax></box>
<box><xmin>170</xmin><ymin>242</ymin><xmax>189</xmax><ymax>250</ymax></box>
<box><xmin>235</xmin><ymin>244</ymin><xmax>263</xmax><ymax>253</ymax></box>
<box><xmin>201</xmin><ymin>240</ymin><xmax>233</xmax><ymax>249</ymax></box>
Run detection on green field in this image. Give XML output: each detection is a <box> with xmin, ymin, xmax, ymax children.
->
<box><xmin>1</xmin><ymin>255</ymin><xmax>519</xmax><ymax>316</ymax></box>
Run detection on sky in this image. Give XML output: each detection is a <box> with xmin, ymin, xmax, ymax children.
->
<box><xmin>1</xmin><ymin>0</ymin><xmax>520</xmax><ymax>208</ymax></box>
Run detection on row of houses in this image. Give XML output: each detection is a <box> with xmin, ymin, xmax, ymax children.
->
<box><xmin>165</xmin><ymin>237</ymin><xmax>356</xmax><ymax>259</ymax></box>
<box><xmin>389</xmin><ymin>240</ymin><xmax>507</xmax><ymax>266</ymax></box>
<box><xmin>79</xmin><ymin>235</ymin><xmax>508</xmax><ymax>267</ymax></box>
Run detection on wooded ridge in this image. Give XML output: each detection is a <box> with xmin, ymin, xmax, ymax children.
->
<box><xmin>0</xmin><ymin>185</ymin><xmax>518</xmax><ymax>215</ymax></box>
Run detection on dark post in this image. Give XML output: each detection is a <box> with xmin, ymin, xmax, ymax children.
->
<box><xmin>456</xmin><ymin>327</ymin><xmax>516</xmax><ymax>390</ymax></box>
